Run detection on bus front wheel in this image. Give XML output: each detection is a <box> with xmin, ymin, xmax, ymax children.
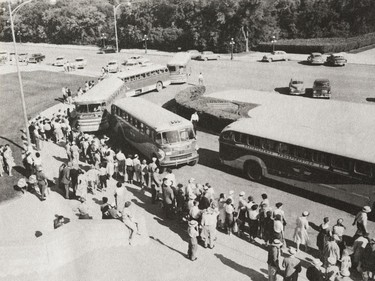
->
<box><xmin>156</xmin><ymin>82</ymin><xmax>163</xmax><ymax>92</ymax></box>
<box><xmin>244</xmin><ymin>161</ymin><xmax>263</xmax><ymax>181</ymax></box>
<box><xmin>188</xmin><ymin>160</ymin><xmax>197</xmax><ymax>166</ymax></box>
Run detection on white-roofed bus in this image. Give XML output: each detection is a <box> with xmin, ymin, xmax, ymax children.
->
<box><xmin>167</xmin><ymin>52</ymin><xmax>191</xmax><ymax>84</ymax></box>
<box><xmin>73</xmin><ymin>76</ymin><xmax>127</xmax><ymax>132</ymax></box>
<box><xmin>219</xmin><ymin>92</ymin><xmax>375</xmax><ymax>208</ymax></box>
<box><xmin>110</xmin><ymin>98</ymin><xmax>199</xmax><ymax>167</ymax></box>
<box><xmin>116</xmin><ymin>64</ymin><xmax>171</xmax><ymax>96</ymax></box>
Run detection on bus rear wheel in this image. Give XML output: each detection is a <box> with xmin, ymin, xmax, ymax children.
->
<box><xmin>156</xmin><ymin>82</ymin><xmax>163</xmax><ymax>92</ymax></box>
<box><xmin>244</xmin><ymin>161</ymin><xmax>263</xmax><ymax>181</ymax></box>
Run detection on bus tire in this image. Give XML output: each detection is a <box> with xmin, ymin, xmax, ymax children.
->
<box><xmin>156</xmin><ymin>81</ymin><xmax>163</xmax><ymax>92</ymax></box>
<box><xmin>188</xmin><ymin>160</ymin><xmax>197</xmax><ymax>166</ymax></box>
<box><xmin>244</xmin><ymin>161</ymin><xmax>263</xmax><ymax>181</ymax></box>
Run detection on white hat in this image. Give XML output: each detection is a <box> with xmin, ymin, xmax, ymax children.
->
<box><xmin>302</xmin><ymin>211</ymin><xmax>309</xmax><ymax>216</ymax></box>
<box><xmin>239</xmin><ymin>191</ymin><xmax>245</xmax><ymax>196</ymax></box>
<box><xmin>229</xmin><ymin>190</ymin><xmax>234</xmax><ymax>195</ymax></box>
<box><xmin>188</xmin><ymin>178</ymin><xmax>195</xmax><ymax>183</ymax></box>
<box><xmin>17</xmin><ymin>178</ymin><xmax>27</xmax><ymax>188</ymax></box>
<box><xmin>362</xmin><ymin>206</ymin><xmax>371</xmax><ymax>213</ymax></box>
<box><xmin>164</xmin><ymin>179</ymin><xmax>172</xmax><ymax>186</ymax></box>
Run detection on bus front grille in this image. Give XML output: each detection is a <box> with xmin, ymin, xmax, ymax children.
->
<box><xmin>169</xmin><ymin>153</ymin><xmax>192</xmax><ymax>161</ymax></box>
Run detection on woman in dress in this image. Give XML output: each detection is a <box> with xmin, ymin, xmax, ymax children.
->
<box><xmin>105</xmin><ymin>150</ymin><xmax>115</xmax><ymax>179</ymax></box>
<box><xmin>317</xmin><ymin>217</ymin><xmax>331</xmax><ymax>258</ymax></box>
<box><xmin>293</xmin><ymin>211</ymin><xmax>310</xmax><ymax>252</ymax></box>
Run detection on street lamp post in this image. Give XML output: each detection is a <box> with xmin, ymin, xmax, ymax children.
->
<box><xmin>113</xmin><ymin>2</ymin><xmax>132</xmax><ymax>54</ymax></box>
<box><xmin>6</xmin><ymin>0</ymin><xmax>55</xmax><ymax>150</ymax></box>
<box><xmin>271</xmin><ymin>35</ymin><xmax>277</xmax><ymax>52</ymax></box>
<box><xmin>101</xmin><ymin>33</ymin><xmax>107</xmax><ymax>48</ymax></box>
<box><xmin>143</xmin><ymin>35</ymin><xmax>148</xmax><ymax>54</ymax></box>
<box><xmin>230</xmin><ymin>38</ymin><xmax>235</xmax><ymax>60</ymax></box>
<box><xmin>17</xmin><ymin>31</ymin><xmax>21</xmax><ymax>43</ymax></box>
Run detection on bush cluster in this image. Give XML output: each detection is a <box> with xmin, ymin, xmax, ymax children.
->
<box><xmin>257</xmin><ymin>33</ymin><xmax>375</xmax><ymax>54</ymax></box>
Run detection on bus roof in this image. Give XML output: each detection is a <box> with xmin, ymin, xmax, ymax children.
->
<box><xmin>74</xmin><ymin>76</ymin><xmax>124</xmax><ymax>105</ymax></box>
<box><xmin>167</xmin><ymin>52</ymin><xmax>191</xmax><ymax>67</ymax></box>
<box><xmin>219</xmin><ymin>90</ymin><xmax>375</xmax><ymax>163</ymax></box>
<box><xmin>113</xmin><ymin>98</ymin><xmax>192</xmax><ymax>132</ymax></box>
<box><xmin>116</xmin><ymin>64</ymin><xmax>168</xmax><ymax>79</ymax></box>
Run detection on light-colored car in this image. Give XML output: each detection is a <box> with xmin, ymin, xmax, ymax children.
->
<box><xmin>313</xmin><ymin>79</ymin><xmax>331</xmax><ymax>99</ymax></box>
<box><xmin>197</xmin><ymin>51</ymin><xmax>219</xmax><ymax>61</ymax></box>
<box><xmin>123</xmin><ymin>56</ymin><xmax>150</xmax><ymax>66</ymax></box>
<box><xmin>106</xmin><ymin>60</ymin><xmax>119</xmax><ymax>73</ymax></box>
<box><xmin>75</xmin><ymin>57</ymin><xmax>87</xmax><ymax>69</ymax></box>
<box><xmin>54</xmin><ymin>56</ymin><xmax>67</xmax><ymax>66</ymax></box>
<box><xmin>187</xmin><ymin>50</ymin><xmax>200</xmax><ymax>59</ymax></box>
<box><xmin>261</xmin><ymin>51</ymin><xmax>289</xmax><ymax>62</ymax></box>
<box><xmin>288</xmin><ymin>78</ymin><xmax>305</xmax><ymax>95</ymax></box>
<box><xmin>28</xmin><ymin>53</ymin><xmax>45</xmax><ymax>63</ymax></box>
<box><xmin>307</xmin><ymin>52</ymin><xmax>324</xmax><ymax>65</ymax></box>
<box><xmin>326</xmin><ymin>54</ymin><xmax>347</xmax><ymax>66</ymax></box>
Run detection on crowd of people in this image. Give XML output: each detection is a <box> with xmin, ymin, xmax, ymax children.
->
<box><xmin>61</xmin><ymin>80</ymin><xmax>96</xmax><ymax>105</ymax></box>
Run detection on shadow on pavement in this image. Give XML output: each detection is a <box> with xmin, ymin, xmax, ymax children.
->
<box><xmin>215</xmin><ymin>253</ymin><xmax>267</xmax><ymax>281</ymax></box>
<box><xmin>150</xmin><ymin>235</ymin><xmax>187</xmax><ymax>259</ymax></box>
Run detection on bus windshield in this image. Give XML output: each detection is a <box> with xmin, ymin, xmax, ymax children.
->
<box><xmin>157</xmin><ymin>127</ymin><xmax>195</xmax><ymax>145</ymax></box>
<box><xmin>77</xmin><ymin>103</ymin><xmax>105</xmax><ymax>113</ymax></box>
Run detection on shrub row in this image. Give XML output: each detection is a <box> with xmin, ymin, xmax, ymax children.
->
<box><xmin>257</xmin><ymin>32</ymin><xmax>375</xmax><ymax>54</ymax></box>
<box><xmin>171</xmin><ymin>86</ymin><xmax>251</xmax><ymax>134</ymax></box>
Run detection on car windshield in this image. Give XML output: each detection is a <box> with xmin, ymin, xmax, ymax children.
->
<box><xmin>57</xmin><ymin>58</ymin><xmax>64</xmax><ymax>60</ymax></box>
<box><xmin>315</xmin><ymin>81</ymin><xmax>329</xmax><ymax>87</ymax></box>
<box><xmin>292</xmin><ymin>81</ymin><xmax>303</xmax><ymax>84</ymax></box>
<box><xmin>88</xmin><ymin>103</ymin><xmax>105</xmax><ymax>112</ymax></box>
<box><xmin>76</xmin><ymin>104</ymin><xmax>88</xmax><ymax>113</ymax></box>
<box><xmin>108</xmin><ymin>62</ymin><xmax>116</xmax><ymax>65</ymax></box>
<box><xmin>76</xmin><ymin>58</ymin><xmax>83</xmax><ymax>61</ymax></box>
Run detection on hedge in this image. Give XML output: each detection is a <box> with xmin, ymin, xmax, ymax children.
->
<box><xmin>168</xmin><ymin>86</ymin><xmax>253</xmax><ymax>134</ymax></box>
<box><xmin>257</xmin><ymin>32</ymin><xmax>375</xmax><ymax>54</ymax></box>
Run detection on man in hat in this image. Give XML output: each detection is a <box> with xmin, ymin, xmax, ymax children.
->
<box><xmin>187</xmin><ymin>220</ymin><xmax>199</xmax><ymax>261</ymax></box>
<box><xmin>198</xmin><ymin>185</ymin><xmax>211</xmax><ymax>211</ymax></box>
<box><xmin>268</xmin><ymin>239</ymin><xmax>283</xmax><ymax>281</ymax></box>
<box><xmin>60</xmin><ymin>162</ymin><xmax>71</xmax><ymax>199</ymax></box>
<box><xmin>201</xmin><ymin>206</ymin><xmax>218</xmax><ymax>249</ymax></box>
<box><xmin>306</xmin><ymin>259</ymin><xmax>324</xmax><ymax>281</ymax></box>
<box><xmin>353</xmin><ymin>206</ymin><xmax>371</xmax><ymax>239</ymax></box>
<box><xmin>361</xmin><ymin>238</ymin><xmax>375</xmax><ymax>281</ymax></box>
<box><xmin>162</xmin><ymin>179</ymin><xmax>175</xmax><ymax>219</ymax></box>
<box><xmin>282</xmin><ymin>248</ymin><xmax>301</xmax><ymax>281</ymax></box>
<box><xmin>36</xmin><ymin>166</ymin><xmax>48</xmax><ymax>201</ymax></box>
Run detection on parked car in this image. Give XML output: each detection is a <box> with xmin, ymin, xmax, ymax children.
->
<box><xmin>261</xmin><ymin>51</ymin><xmax>289</xmax><ymax>62</ymax></box>
<box><xmin>99</xmin><ymin>46</ymin><xmax>116</xmax><ymax>54</ymax></box>
<box><xmin>28</xmin><ymin>53</ymin><xmax>45</xmax><ymax>63</ymax></box>
<box><xmin>312</xmin><ymin>79</ymin><xmax>331</xmax><ymax>99</ymax></box>
<box><xmin>326</xmin><ymin>53</ymin><xmax>347</xmax><ymax>66</ymax></box>
<box><xmin>75</xmin><ymin>57</ymin><xmax>87</xmax><ymax>69</ymax></box>
<box><xmin>54</xmin><ymin>56</ymin><xmax>67</xmax><ymax>66</ymax></box>
<box><xmin>123</xmin><ymin>56</ymin><xmax>150</xmax><ymax>66</ymax></box>
<box><xmin>10</xmin><ymin>52</ymin><xmax>28</xmax><ymax>63</ymax></box>
<box><xmin>307</xmin><ymin>52</ymin><xmax>324</xmax><ymax>65</ymax></box>
<box><xmin>187</xmin><ymin>50</ymin><xmax>200</xmax><ymax>60</ymax></box>
<box><xmin>106</xmin><ymin>60</ymin><xmax>119</xmax><ymax>73</ymax></box>
<box><xmin>196</xmin><ymin>51</ymin><xmax>219</xmax><ymax>61</ymax></box>
<box><xmin>288</xmin><ymin>78</ymin><xmax>305</xmax><ymax>95</ymax></box>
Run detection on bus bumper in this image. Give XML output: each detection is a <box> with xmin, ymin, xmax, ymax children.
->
<box><xmin>160</xmin><ymin>153</ymin><xmax>199</xmax><ymax>167</ymax></box>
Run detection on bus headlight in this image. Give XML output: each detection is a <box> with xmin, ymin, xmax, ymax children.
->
<box><xmin>158</xmin><ymin>149</ymin><xmax>165</xmax><ymax>160</ymax></box>
<box><xmin>165</xmin><ymin>151</ymin><xmax>172</xmax><ymax>156</ymax></box>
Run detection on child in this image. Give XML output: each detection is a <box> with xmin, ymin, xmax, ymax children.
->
<box><xmin>187</xmin><ymin>220</ymin><xmax>199</xmax><ymax>261</ymax></box>
<box><xmin>340</xmin><ymin>249</ymin><xmax>352</xmax><ymax>274</ymax></box>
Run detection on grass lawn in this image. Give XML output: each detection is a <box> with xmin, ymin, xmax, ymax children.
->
<box><xmin>0</xmin><ymin>71</ymin><xmax>93</xmax><ymax>203</ymax></box>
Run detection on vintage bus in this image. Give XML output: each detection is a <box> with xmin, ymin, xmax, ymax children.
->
<box><xmin>167</xmin><ymin>52</ymin><xmax>191</xmax><ymax>84</ymax></box>
<box><xmin>111</xmin><ymin>98</ymin><xmax>199</xmax><ymax>167</ymax></box>
<box><xmin>116</xmin><ymin>64</ymin><xmax>171</xmax><ymax>96</ymax></box>
<box><xmin>73</xmin><ymin>76</ymin><xmax>127</xmax><ymax>132</ymax></box>
<box><xmin>219</xmin><ymin>93</ymin><xmax>375</xmax><ymax>208</ymax></box>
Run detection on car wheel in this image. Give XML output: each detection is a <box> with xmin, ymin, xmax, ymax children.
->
<box><xmin>156</xmin><ymin>81</ymin><xmax>163</xmax><ymax>92</ymax></box>
<box><xmin>204</xmin><ymin>57</ymin><xmax>208</xmax><ymax>61</ymax></box>
<box><xmin>269</xmin><ymin>58</ymin><xmax>273</xmax><ymax>62</ymax></box>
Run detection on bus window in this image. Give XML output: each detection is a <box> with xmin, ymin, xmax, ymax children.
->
<box><xmin>88</xmin><ymin>103</ymin><xmax>102</xmax><ymax>112</ymax></box>
<box><xmin>331</xmin><ymin>156</ymin><xmax>351</xmax><ymax>172</ymax></box>
<box><xmin>141</xmin><ymin>73</ymin><xmax>146</xmax><ymax>78</ymax></box>
<box><xmin>169</xmin><ymin>66</ymin><xmax>176</xmax><ymax>72</ymax></box>
<box><xmin>136</xmin><ymin>75</ymin><xmax>140</xmax><ymax>80</ymax></box>
<box><xmin>180</xmin><ymin>127</ymin><xmax>195</xmax><ymax>141</ymax></box>
<box><xmin>129</xmin><ymin>115</ymin><xmax>133</xmax><ymax>124</ymax></box>
<box><xmin>146</xmin><ymin>72</ymin><xmax>151</xmax><ymax>77</ymax></box>
<box><xmin>294</xmin><ymin>146</ymin><xmax>311</xmax><ymax>161</ymax></box>
<box><xmin>354</xmin><ymin>161</ymin><xmax>372</xmax><ymax>177</ymax></box>
<box><xmin>162</xmin><ymin>131</ymin><xmax>180</xmax><ymax>144</ymax></box>
<box><xmin>140</xmin><ymin>123</ymin><xmax>144</xmax><ymax>133</ymax></box>
<box><xmin>145</xmin><ymin>126</ymin><xmax>150</xmax><ymax>136</ymax></box>
<box><xmin>278</xmin><ymin>143</ymin><xmax>290</xmax><ymax>155</ymax></box>
<box><xmin>261</xmin><ymin>138</ymin><xmax>276</xmax><ymax>151</ymax></box>
<box><xmin>76</xmin><ymin>104</ymin><xmax>88</xmax><ymax>113</ymax></box>
<box><xmin>312</xmin><ymin>151</ymin><xmax>330</xmax><ymax>166</ymax></box>
<box><xmin>155</xmin><ymin>133</ymin><xmax>162</xmax><ymax>145</ymax></box>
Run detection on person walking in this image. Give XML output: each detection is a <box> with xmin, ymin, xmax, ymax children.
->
<box><xmin>36</xmin><ymin>166</ymin><xmax>48</xmax><ymax>201</ymax></box>
<box><xmin>282</xmin><ymin>248</ymin><xmax>302</xmax><ymax>281</ymax></box>
<box><xmin>187</xmin><ymin>220</ymin><xmax>199</xmax><ymax>261</ymax></box>
<box><xmin>198</xmin><ymin>72</ymin><xmax>204</xmax><ymax>85</ymax></box>
<box><xmin>3</xmin><ymin>144</ymin><xmax>15</xmax><ymax>176</ymax></box>
<box><xmin>151</xmin><ymin>167</ymin><xmax>162</xmax><ymax>204</ymax></box>
<box><xmin>122</xmin><ymin>201</ymin><xmax>139</xmax><ymax>245</ymax></box>
<box><xmin>148</xmin><ymin>157</ymin><xmax>158</xmax><ymax>188</ymax></box>
<box><xmin>201</xmin><ymin>205</ymin><xmax>218</xmax><ymax>249</ymax></box>
<box><xmin>190</xmin><ymin>111</ymin><xmax>199</xmax><ymax>135</ymax></box>
<box><xmin>61</xmin><ymin>162</ymin><xmax>71</xmax><ymax>199</ymax></box>
<box><xmin>267</xmin><ymin>239</ymin><xmax>283</xmax><ymax>281</ymax></box>
<box><xmin>162</xmin><ymin>179</ymin><xmax>175</xmax><ymax>219</ymax></box>
<box><xmin>317</xmin><ymin>217</ymin><xmax>331</xmax><ymax>258</ymax></box>
<box><xmin>293</xmin><ymin>211</ymin><xmax>310</xmax><ymax>252</ymax></box>
<box><xmin>353</xmin><ymin>206</ymin><xmax>371</xmax><ymax>239</ymax></box>
<box><xmin>114</xmin><ymin>181</ymin><xmax>131</xmax><ymax>213</ymax></box>
<box><xmin>75</xmin><ymin>169</ymin><xmax>87</xmax><ymax>202</ymax></box>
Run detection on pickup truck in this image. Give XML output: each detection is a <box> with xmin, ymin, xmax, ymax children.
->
<box><xmin>28</xmin><ymin>53</ymin><xmax>45</xmax><ymax>63</ymax></box>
